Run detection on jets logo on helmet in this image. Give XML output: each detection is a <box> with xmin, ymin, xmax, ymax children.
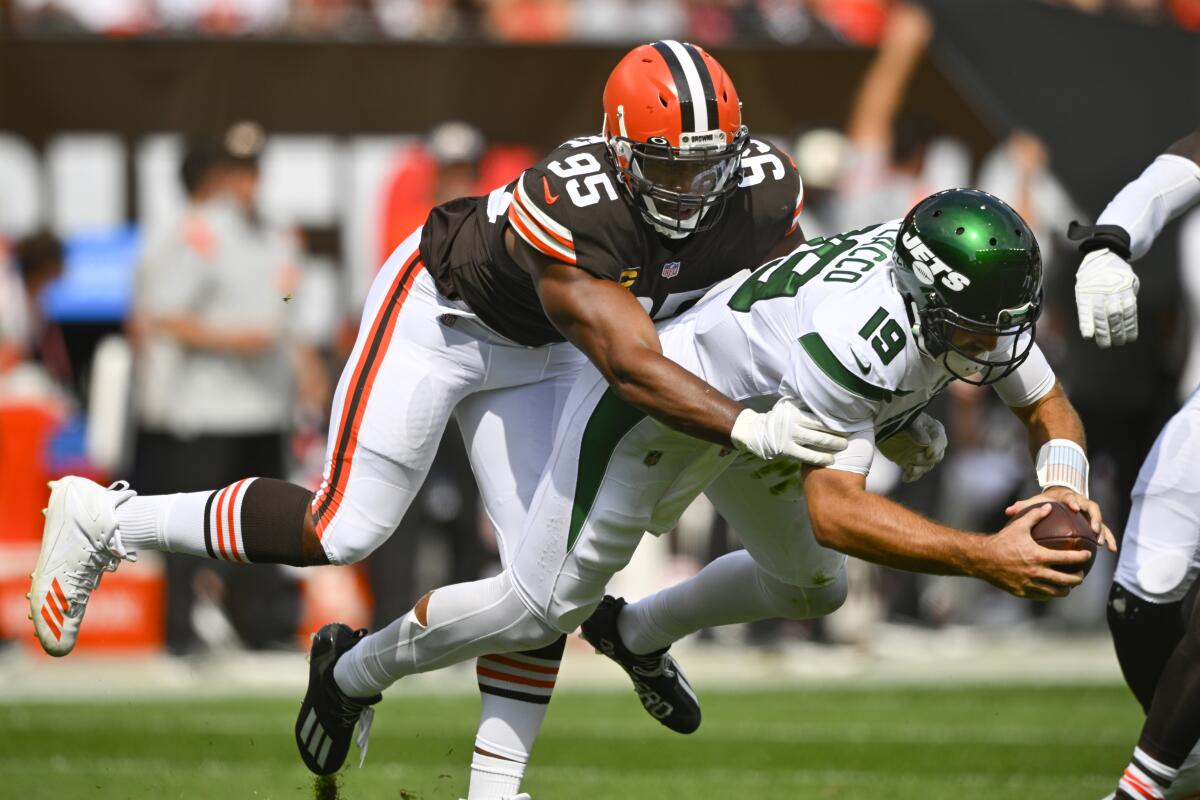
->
<box><xmin>602</xmin><ymin>40</ymin><xmax>748</xmax><ymax>240</ymax></box>
<box><xmin>892</xmin><ymin>189</ymin><xmax>1043</xmax><ymax>386</ymax></box>
<box><xmin>899</xmin><ymin>230</ymin><xmax>971</xmax><ymax>292</ymax></box>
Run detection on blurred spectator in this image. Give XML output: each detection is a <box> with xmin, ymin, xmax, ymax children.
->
<box><xmin>155</xmin><ymin>0</ymin><xmax>288</xmax><ymax>35</ymax></box>
<box><xmin>129</xmin><ymin>121</ymin><xmax>321</xmax><ymax>655</ymax></box>
<box><xmin>377</xmin><ymin>121</ymin><xmax>535</xmax><ymax>263</ymax></box>
<box><xmin>811</xmin><ymin>0</ymin><xmax>890</xmax><ymax>44</ymax></box>
<box><xmin>789</xmin><ymin>127</ymin><xmax>850</xmax><ymax>238</ymax></box>
<box><xmin>834</xmin><ymin>1</ymin><xmax>943</xmax><ymax>231</ymax></box>
<box><xmin>978</xmin><ymin>132</ymin><xmax>1081</xmax><ymax>265</ymax></box>
<box><xmin>375</xmin><ymin>0</ymin><xmax>471</xmax><ymax>39</ymax></box>
<box><xmin>12</xmin><ymin>0</ymin><xmax>152</xmax><ymax>35</ymax></box>
<box><xmin>480</xmin><ymin>0</ymin><xmax>570</xmax><ymax>41</ymax></box>
<box><xmin>0</xmin><ymin>232</ymin><xmax>72</xmax><ymax>386</ymax></box>
<box><xmin>571</xmin><ymin>0</ymin><xmax>685</xmax><ymax>42</ymax></box>
<box><xmin>285</xmin><ymin>0</ymin><xmax>376</xmax><ymax>36</ymax></box>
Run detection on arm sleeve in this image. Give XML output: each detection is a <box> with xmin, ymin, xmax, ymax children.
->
<box><xmin>992</xmin><ymin>340</ymin><xmax>1056</xmax><ymax>408</ymax></box>
<box><xmin>1097</xmin><ymin>154</ymin><xmax>1200</xmax><ymax>260</ymax></box>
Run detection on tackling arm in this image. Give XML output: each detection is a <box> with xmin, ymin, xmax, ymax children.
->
<box><xmin>535</xmin><ymin>250</ymin><xmax>742</xmax><ymax>446</ymax></box>
<box><xmin>505</xmin><ymin>228</ymin><xmax>845</xmax><ymax>463</ymax></box>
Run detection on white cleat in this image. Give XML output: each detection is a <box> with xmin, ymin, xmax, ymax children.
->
<box><xmin>30</xmin><ymin>476</ymin><xmax>137</xmax><ymax>656</ymax></box>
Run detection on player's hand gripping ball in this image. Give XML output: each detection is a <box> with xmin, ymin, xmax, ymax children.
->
<box><xmin>1015</xmin><ymin>501</ymin><xmax>1101</xmax><ymax>577</ymax></box>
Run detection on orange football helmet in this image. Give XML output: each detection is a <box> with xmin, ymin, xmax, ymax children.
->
<box><xmin>602</xmin><ymin>40</ymin><xmax>748</xmax><ymax>238</ymax></box>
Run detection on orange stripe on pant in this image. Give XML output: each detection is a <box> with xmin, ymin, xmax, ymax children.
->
<box><xmin>314</xmin><ymin>253</ymin><xmax>425</xmax><ymax>538</ymax></box>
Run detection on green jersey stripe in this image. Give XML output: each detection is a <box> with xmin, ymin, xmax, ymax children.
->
<box><xmin>798</xmin><ymin>333</ymin><xmax>910</xmax><ymax>402</ymax></box>
<box><xmin>567</xmin><ymin>389</ymin><xmax>647</xmax><ymax>553</ymax></box>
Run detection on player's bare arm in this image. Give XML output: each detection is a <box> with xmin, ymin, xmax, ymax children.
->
<box><xmin>502</xmin><ymin>226</ymin><xmax>745</xmax><ymax>445</ymax></box>
<box><xmin>803</xmin><ymin>467</ymin><xmax>1087</xmax><ymax>600</ymax></box>
<box><xmin>1003</xmin><ymin>382</ymin><xmax>1114</xmax><ymax>549</ymax></box>
<box><xmin>533</xmin><ymin>253</ymin><xmax>742</xmax><ymax>446</ymax></box>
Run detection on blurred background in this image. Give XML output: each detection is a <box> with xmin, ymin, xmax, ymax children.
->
<box><xmin>0</xmin><ymin>0</ymin><xmax>1198</xmax><ymax>680</ymax></box>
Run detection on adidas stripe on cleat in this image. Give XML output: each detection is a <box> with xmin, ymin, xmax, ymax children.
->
<box><xmin>579</xmin><ymin>595</ymin><xmax>701</xmax><ymax>734</ymax></box>
<box><xmin>295</xmin><ymin>623</ymin><xmax>381</xmax><ymax>775</ymax></box>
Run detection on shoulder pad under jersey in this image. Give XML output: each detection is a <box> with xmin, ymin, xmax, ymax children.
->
<box><xmin>737</xmin><ymin>138</ymin><xmax>804</xmax><ymax>238</ymax></box>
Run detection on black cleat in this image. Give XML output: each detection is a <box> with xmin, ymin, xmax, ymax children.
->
<box><xmin>579</xmin><ymin>595</ymin><xmax>700</xmax><ymax>734</ymax></box>
<box><xmin>295</xmin><ymin>623</ymin><xmax>382</xmax><ymax>775</ymax></box>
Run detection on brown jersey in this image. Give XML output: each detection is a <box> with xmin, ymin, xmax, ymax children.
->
<box><xmin>421</xmin><ymin>135</ymin><xmax>802</xmax><ymax>347</ymax></box>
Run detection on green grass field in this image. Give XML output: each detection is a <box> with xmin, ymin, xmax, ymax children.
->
<box><xmin>0</xmin><ymin>685</ymin><xmax>1140</xmax><ymax>799</ymax></box>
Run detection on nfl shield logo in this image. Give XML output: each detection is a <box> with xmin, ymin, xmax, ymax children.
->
<box><xmin>661</xmin><ymin>261</ymin><xmax>681</xmax><ymax>279</ymax></box>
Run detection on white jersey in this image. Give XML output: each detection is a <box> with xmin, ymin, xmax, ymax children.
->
<box><xmin>511</xmin><ymin>220</ymin><xmax>1059</xmax><ymax>632</ymax></box>
<box><xmin>658</xmin><ymin>219</ymin><xmax>1057</xmax><ymax>473</ymax></box>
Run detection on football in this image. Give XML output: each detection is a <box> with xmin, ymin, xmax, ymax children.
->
<box><xmin>1018</xmin><ymin>500</ymin><xmax>1100</xmax><ymax>577</ymax></box>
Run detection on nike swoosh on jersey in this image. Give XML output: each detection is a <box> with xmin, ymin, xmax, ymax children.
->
<box><xmin>852</xmin><ymin>351</ymin><xmax>871</xmax><ymax>374</ymax></box>
<box><xmin>542</xmin><ymin>176</ymin><xmax>560</xmax><ymax>205</ymax></box>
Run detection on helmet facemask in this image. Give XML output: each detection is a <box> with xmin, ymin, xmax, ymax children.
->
<box><xmin>909</xmin><ymin>297</ymin><xmax>1040</xmax><ymax>386</ymax></box>
<box><xmin>607</xmin><ymin>115</ymin><xmax>748</xmax><ymax>239</ymax></box>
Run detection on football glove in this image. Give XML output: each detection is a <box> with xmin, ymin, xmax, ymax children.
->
<box><xmin>1075</xmin><ymin>248</ymin><xmax>1139</xmax><ymax>348</ymax></box>
<box><xmin>877</xmin><ymin>412</ymin><xmax>947</xmax><ymax>483</ymax></box>
<box><xmin>730</xmin><ymin>401</ymin><xmax>847</xmax><ymax>467</ymax></box>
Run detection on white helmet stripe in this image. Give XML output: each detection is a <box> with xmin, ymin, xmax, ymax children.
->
<box><xmin>661</xmin><ymin>40</ymin><xmax>709</xmax><ymax>132</ymax></box>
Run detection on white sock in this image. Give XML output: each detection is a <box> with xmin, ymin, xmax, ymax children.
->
<box><xmin>115</xmin><ymin>495</ymin><xmax>168</xmax><ymax>552</ymax></box>
<box><xmin>1119</xmin><ymin>746</ymin><xmax>1178</xmax><ymax>799</ymax></box>
<box><xmin>617</xmin><ymin>551</ymin><xmax>771</xmax><ymax>653</ymax></box>
<box><xmin>332</xmin><ymin>572</ymin><xmax>555</xmax><ymax>699</ymax></box>
<box><xmin>118</xmin><ymin>491</ymin><xmax>213</xmax><ymax>557</ymax></box>
<box><xmin>467</xmin><ymin>752</ymin><xmax>523</xmax><ymax>799</ymax></box>
<box><xmin>618</xmin><ymin>550</ymin><xmax>845</xmax><ymax>654</ymax></box>
<box><xmin>467</xmin><ymin>638</ymin><xmax>563</xmax><ymax>799</ymax></box>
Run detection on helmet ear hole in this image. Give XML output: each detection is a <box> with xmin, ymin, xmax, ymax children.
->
<box><xmin>989</xmin><ymin>237</ymin><xmax>997</xmax><ymax>246</ymax></box>
<box><xmin>955</xmin><ymin>226</ymin><xmax>964</xmax><ymax>236</ymax></box>
<box><xmin>659</xmin><ymin>94</ymin><xmax>669</xmax><ymax>108</ymax></box>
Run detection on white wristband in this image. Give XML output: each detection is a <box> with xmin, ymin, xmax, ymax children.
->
<box><xmin>1036</xmin><ymin>439</ymin><xmax>1090</xmax><ymax>498</ymax></box>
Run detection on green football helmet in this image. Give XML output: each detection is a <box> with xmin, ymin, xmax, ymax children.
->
<box><xmin>892</xmin><ymin>188</ymin><xmax>1043</xmax><ymax>385</ymax></box>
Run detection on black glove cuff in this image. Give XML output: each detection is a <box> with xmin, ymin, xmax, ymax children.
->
<box><xmin>1067</xmin><ymin>221</ymin><xmax>1132</xmax><ymax>260</ymax></box>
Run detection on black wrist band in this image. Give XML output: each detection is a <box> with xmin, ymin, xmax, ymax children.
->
<box><xmin>1067</xmin><ymin>221</ymin><xmax>1132</xmax><ymax>260</ymax></box>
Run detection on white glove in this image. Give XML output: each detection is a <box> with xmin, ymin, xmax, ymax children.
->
<box><xmin>730</xmin><ymin>401</ymin><xmax>847</xmax><ymax>467</ymax></box>
<box><xmin>876</xmin><ymin>412</ymin><xmax>947</xmax><ymax>483</ymax></box>
<box><xmin>1075</xmin><ymin>249</ymin><xmax>1140</xmax><ymax>348</ymax></box>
